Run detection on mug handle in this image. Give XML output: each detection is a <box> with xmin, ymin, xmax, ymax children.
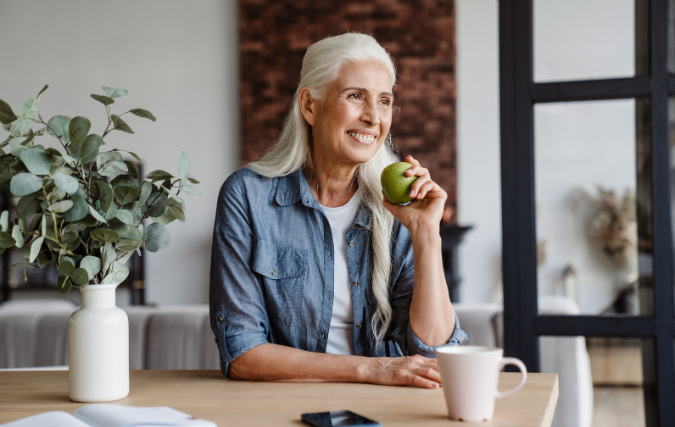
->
<box><xmin>495</xmin><ymin>357</ymin><xmax>528</xmax><ymax>400</ymax></box>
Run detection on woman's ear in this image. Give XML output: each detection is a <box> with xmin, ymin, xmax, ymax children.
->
<box><xmin>298</xmin><ymin>87</ymin><xmax>316</xmax><ymax>126</ymax></box>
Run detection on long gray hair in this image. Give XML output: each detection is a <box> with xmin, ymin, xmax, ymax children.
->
<box><xmin>248</xmin><ymin>33</ymin><xmax>398</xmax><ymax>344</ymax></box>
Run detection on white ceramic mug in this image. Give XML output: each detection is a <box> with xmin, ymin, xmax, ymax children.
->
<box><xmin>435</xmin><ymin>346</ymin><xmax>527</xmax><ymax>422</ymax></box>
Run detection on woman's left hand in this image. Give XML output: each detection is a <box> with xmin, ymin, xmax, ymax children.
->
<box><xmin>382</xmin><ymin>155</ymin><xmax>447</xmax><ymax>233</ymax></box>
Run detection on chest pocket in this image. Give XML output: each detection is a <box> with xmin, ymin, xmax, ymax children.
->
<box><xmin>251</xmin><ymin>239</ymin><xmax>307</xmax><ymax>325</ymax></box>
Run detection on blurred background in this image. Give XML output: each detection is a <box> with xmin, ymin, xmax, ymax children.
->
<box><xmin>0</xmin><ymin>1</ymin><xmax>665</xmax><ymax>426</ymax></box>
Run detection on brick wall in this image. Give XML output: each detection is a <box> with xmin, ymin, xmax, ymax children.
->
<box><xmin>240</xmin><ymin>0</ymin><xmax>457</xmax><ymax>220</ymax></box>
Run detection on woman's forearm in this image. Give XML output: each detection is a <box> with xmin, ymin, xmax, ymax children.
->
<box><xmin>229</xmin><ymin>343</ymin><xmax>368</xmax><ymax>383</ymax></box>
<box><xmin>229</xmin><ymin>343</ymin><xmax>444</xmax><ymax>389</ymax></box>
<box><xmin>408</xmin><ymin>225</ymin><xmax>456</xmax><ymax>347</ymax></box>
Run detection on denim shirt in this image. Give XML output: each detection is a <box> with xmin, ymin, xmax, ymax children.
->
<box><xmin>209</xmin><ymin>167</ymin><xmax>467</xmax><ymax>377</ymax></box>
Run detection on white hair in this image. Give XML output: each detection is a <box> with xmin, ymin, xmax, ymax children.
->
<box><xmin>248</xmin><ymin>33</ymin><xmax>398</xmax><ymax>344</ymax></box>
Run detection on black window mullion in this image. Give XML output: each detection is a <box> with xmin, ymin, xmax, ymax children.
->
<box><xmin>533</xmin><ymin>76</ymin><xmax>652</xmax><ymax>103</ymax></box>
<box><xmin>537</xmin><ymin>315</ymin><xmax>655</xmax><ymax>337</ymax></box>
<box><xmin>499</xmin><ymin>0</ymin><xmax>539</xmax><ymax>372</ymax></box>
<box><xmin>649</xmin><ymin>0</ymin><xmax>675</xmax><ymax>424</ymax></box>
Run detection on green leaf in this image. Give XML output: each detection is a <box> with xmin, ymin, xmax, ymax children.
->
<box><xmin>113</xmin><ymin>186</ymin><xmax>141</xmax><ymax>205</ymax></box>
<box><xmin>12</xmin><ymin>224</ymin><xmax>24</xmax><ymax>248</ymax></box>
<box><xmin>143</xmin><ymin>222</ymin><xmax>171</xmax><ymax>252</ymax></box>
<box><xmin>46</xmin><ymin>115</ymin><xmax>71</xmax><ymax>142</ymax></box>
<box><xmin>124</xmin><ymin>161</ymin><xmax>138</xmax><ymax>179</ymax></box>
<box><xmin>71</xmin><ymin>268</ymin><xmax>89</xmax><ymax>286</ymax></box>
<box><xmin>117</xmin><ymin>228</ymin><xmax>142</xmax><ymax>252</ymax></box>
<box><xmin>48</xmin><ymin>200</ymin><xmax>73</xmax><ymax>213</ymax></box>
<box><xmin>68</xmin><ymin>117</ymin><xmax>91</xmax><ymax>149</ymax></box>
<box><xmin>18</xmin><ymin>98</ymin><xmax>37</xmax><ymax>118</ymax></box>
<box><xmin>0</xmin><ymin>99</ymin><xmax>17</xmax><ymax>125</ymax></box>
<box><xmin>178</xmin><ymin>151</ymin><xmax>191</xmax><ymax>178</ymax></box>
<box><xmin>90</xmin><ymin>228</ymin><xmax>119</xmax><ymax>246</ymax></box>
<box><xmin>151</xmin><ymin>208</ymin><xmax>176</xmax><ymax>226</ymax></box>
<box><xmin>59</xmin><ymin>258</ymin><xmax>76</xmax><ymax>276</ymax></box>
<box><xmin>115</xmin><ymin>209</ymin><xmax>134</xmax><ymax>225</ymax></box>
<box><xmin>99</xmin><ymin>160</ymin><xmax>128</xmax><ymax>177</ymax></box>
<box><xmin>165</xmin><ymin>197</ymin><xmax>186</xmax><ymax>222</ymax></box>
<box><xmin>128</xmin><ymin>108</ymin><xmax>156</xmax><ymax>122</ymax></box>
<box><xmin>146</xmin><ymin>170</ymin><xmax>173</xmax><ymax>182</ymax></box>
<box><xmin>102</xmin><ymin>87</ymin><xmax>129</xmax><ymax>99</ymax></box>
<box><xmin>29</xmin><ymin>236</ymin><xmax>44</xmax><ymax>262</ymax></box>
<box><xmin>58</xmin><ymin>275</ymin><xmax>71</xmax><ymax>293</ymax></box>
<box><xmin>79</xmin><ymin>134</ymin><xmax>103</xmax><ymax>163</ymax></box>
<box><xmin>180</xmin><ymin>183</ymin><xmax>202</xmax><ymax>197</ymax></box>
<box><xmin>0</xmin><ymin>211</ymin><xmax>7</xmax><ymax>232</ymax></box>
<box><xmin>91</xmin><ymin>94</ymin><xmax>115</xmax><ymax>106</ymax></box>
<box><xmin>111</xmin><ymin>114</ymin><xmax>134</xmax><ymax>134</ymax></box>
<box><xmin>10</xmin><ymin>119</ymin><xmax>33</xmax><ymax>137</ymax></box>
<box><xmin>10</xmin><ymin>173</ymin><xmax>43</xmax><ymax>196</ymax></box>
<box><xmin>110</xmin><ymin>174</ymin><xmax>132</xmax><ymax>187</ymax></box>
<box><xmin>35</xmin><ymin>85</ymin><xmax>49</xmax><ymax>104</ymax></box>
<box><xmin>53</xmin><ymin>172</ymin><xmax>79</xmax><ymax>195</ymax></box>
<box><xmin>0</xmin><ymin>156</ymin><xmax>13</xmax><ymax>183</ymax></box>
<box><xmin>112</xmin><ymin>149</ymin><xmax>141</xmax><ymax>162</ymax></box>
<box><xmin>49</xmin><ymin>155</ymin><xmax>66</xmax><ymax>176</ymax></box>
<box><xmin>27</xmin><ymin>213</ymin><xmax>42</xmax><ymax>232</ymax></box>
<box><xmin>88</xmin><ymin>205</ymin><xmax>107</xmax><ymax>224</ymax></box>
<box><xmin>63</xmin><ymin>194</ymin><xmax>88</xmax><ymax>222</ymax></box>
<box><xmin>19</xmin><ymin>148</ymin><xmax>51</xmax><ymax>175</ymax></box>
<box><xmin>97</xmin><ymin>151</ymin><xmax>124</xmax><ymax>169</ymax></box>
<box><xmin>9</xmin><ymin>137</ymin><xmax>29</xmax><ymax>156</ymax></box>
<box><xmin>94</xmin><ymin>180</ymin><xmax>113</xmax><ymax>213</ymax></box>
<box><xmin>0</xmin><ymin>231</ymin><xmax>15</xmax><ymax>248</ymax></box>
<box><xmin>187</xmin><ymin>177</ymin><xmax>200</xmax><ymax>184</ymax></box>
<box><xmin>47</xmin><ymin>188</ymin><xmax>66</xmax><ymax>201</ymax></box>
<box><xmin>138</xmin><ymin>181</ymin><xmax>153</xmax><ymax>206</ymax></box>
<box><xmin>101</xmin><ymin>261</ymin><xmax>129</xmax><ymax>284</ymax></box>
<box><xmin>104</xmin><ymin>202</ymin><xmax>118</xmax><ymax>222</ymax></box>
<box><xmin>60</xmin><ymin>231</ymin><xmax>79</xmax><ymax>245</ymax></box>
<box><xmin>80</xmin><ymin>256</ymin><xmax>101</xmax><ymax>280</ymax></box>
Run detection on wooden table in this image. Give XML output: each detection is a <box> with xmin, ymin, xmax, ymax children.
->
<box><xmin>0</xmin><ymin>370</ymin><xmax>558</xmax><ymax>426</ymax></box>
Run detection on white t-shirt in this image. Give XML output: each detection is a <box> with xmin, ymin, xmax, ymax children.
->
<box><xmin>319</xmin><ymin>187</ymin><xmax>362</xmax><ymax>355</ymax></box>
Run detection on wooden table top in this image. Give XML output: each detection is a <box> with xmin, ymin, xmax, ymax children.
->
<box><xmin>0</xmin><ymin>370</ymin><xmax>558</xmax><ymax>426</ymax></box>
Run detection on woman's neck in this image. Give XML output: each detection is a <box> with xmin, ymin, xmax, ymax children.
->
<box><xmin>305</xmin><ymin>156</ymin><xmax>358</xmax><ymax>208</ymax></box>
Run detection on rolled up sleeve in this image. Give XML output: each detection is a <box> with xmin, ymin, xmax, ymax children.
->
<box><xmin>387</xmin><ymin>223</ymin><xmax>468</xmax><ymax>357</ymax></box>
<box><xmin>209</xmin><ymin>173</ymin><xmax>270</xmax><ymax>374</ymax></box>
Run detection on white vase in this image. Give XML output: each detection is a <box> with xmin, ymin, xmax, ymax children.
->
<box><xmin>69</xmin><ymin>283</ymin><xmax>129</xmax><ymax>402</ymax></box>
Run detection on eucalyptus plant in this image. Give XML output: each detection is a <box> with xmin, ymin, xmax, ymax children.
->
<box><xmin>0</xmin><ymin>85</ymin><xmax>201</xmax><ymax>292</ymax></box>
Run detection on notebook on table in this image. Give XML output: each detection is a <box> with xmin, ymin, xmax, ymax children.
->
<box><xmin>0</xmin><ymin>404</ymin><xmax>217</xmax><ymax>427</ymax></box>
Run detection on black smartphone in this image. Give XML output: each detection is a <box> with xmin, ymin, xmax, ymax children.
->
<box><xmin>301</xmin><ymin>410</ymin><xmax>382</xmax><ymax>427</ymax></box>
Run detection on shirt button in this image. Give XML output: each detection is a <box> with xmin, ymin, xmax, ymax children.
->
<box><xmin>356</xmin><ymin>323</ymin><xmax>362</xmax><ymax>328</ymax></box>
<box><xmin>321</xmin><ymin>333</ymin><xmax>326</xmax><ymax>339</ymax></box>
<box><xmin>352</xmin><ymin>281</ymin><xmax>358</xmax><ymax>287</ymax></box>
<box><xmin>349</xmin><ymin>241</ymin><xmax>354</xmax><ymax>247</ymax></box>
<box><xmin>217</xmin><ymin>316</ymin><xmax>224</xmax><ymax>323</ymax></box>
<box><xmin>270</xmin><ymin>269</ymin><xmax>276</xmax><ymax>276</ymax></box>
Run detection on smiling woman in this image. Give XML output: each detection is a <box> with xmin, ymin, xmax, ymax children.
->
<box><xmin>209</xmin><ymin>33</ymin><xmax>466</xmax><ymax>389</ymax></box>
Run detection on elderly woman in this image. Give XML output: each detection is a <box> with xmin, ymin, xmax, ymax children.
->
<box><xmin>210</xmin><ymin>33</ymin><xmax>466</xmax><ymax>389</ymax></box>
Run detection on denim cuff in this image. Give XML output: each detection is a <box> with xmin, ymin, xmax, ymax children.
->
<box><xmin>406</xmin><ymin>313</ymin><xmax>468</xmax><ymax>358</ymax></box>
<box><xmin>221</xmin><ymin>331</ymin><xmax>269</xmax><ymax>364</ymax></box>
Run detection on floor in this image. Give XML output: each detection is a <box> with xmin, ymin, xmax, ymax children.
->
<box><xmin>592</xmin><ymin>386</ymin><xmax>645</xmax><ymax>427</ymax></box>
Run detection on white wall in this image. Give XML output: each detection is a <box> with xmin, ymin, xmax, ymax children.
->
<box><xmin>456</xmin><ymin>0</ymin><xmax>502</xmax><ymax>303</ymax></box>
<box><xmin>0</xmin><ymin>0</ymin><xmax>239</xmax><ymax>305</ymax></box>
<box><xmin>457</xmin><ymin>0</ymin><xmax>637</xmax><ymax>312</ymax></box>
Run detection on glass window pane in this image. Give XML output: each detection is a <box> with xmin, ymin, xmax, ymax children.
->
<box><xmin>539</xmin><ymin>336</ymin><xmax>652</xmax><ymax>427</ymax></box>
<box><xmin>534</xmin><ymin>0</ymin><xmax>648</xmax><ymax>82</ymax></box>
<box><xmin>534</xmin><ymin>99</ymin><xmax>653</xmax><ymax>316</ymax></box>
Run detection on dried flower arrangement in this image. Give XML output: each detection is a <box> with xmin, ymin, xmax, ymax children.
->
<box><xmin>581</xmin><ymin>186</ymin><xmax>636</xmax><ymax>268</ymax></box>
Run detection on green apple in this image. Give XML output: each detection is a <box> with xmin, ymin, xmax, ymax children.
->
<box><xmin>381</xmin><ymin>162</ymin><xmax>418</xmax><ymax>204</ymax></box>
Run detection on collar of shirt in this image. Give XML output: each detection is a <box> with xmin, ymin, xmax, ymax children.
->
<box><xmin>274</xmin><ymin>169</ymin><xmax>372</xmax><ymax>230</ymax></box>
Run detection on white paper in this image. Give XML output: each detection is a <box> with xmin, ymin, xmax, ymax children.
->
<box><xmin>0</xmin><ymin>411</ymin><xmax>91</xmax><ymax>427</ymax></box>
<box><xmin>74</xmin><ymin>404</ymin><xmax>217</xmax><ymax>427</ymax></box>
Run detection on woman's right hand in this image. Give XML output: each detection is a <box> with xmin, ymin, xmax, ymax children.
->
<box><xmin>360</xmin><ymin>355</ymin><xmax>442</xmax><ymax>389</ymax></box>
